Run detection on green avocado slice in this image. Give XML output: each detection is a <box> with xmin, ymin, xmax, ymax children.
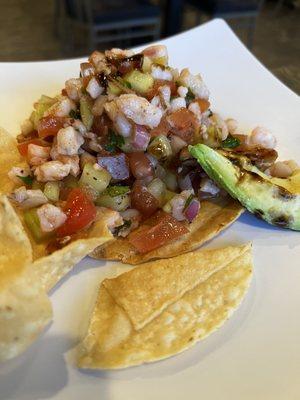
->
<box><xmin>189</xmin><ymin>144</ymin><xmax>300</xmax><ymax>231</ymax></box>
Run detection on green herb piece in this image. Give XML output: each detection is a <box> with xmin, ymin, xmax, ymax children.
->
<box><xmin>69</xmin><ymin>109</ymin><xmax>81</xmax><ymax>119</ymax></box>
<box><xmin>105</xmin><ymin>130</ymin><xmax>125</xmax><ymax>153</ymax></box>
<box><xmin>124</xmin><ymin>81</ymin><xmax>132</xmax><ymax>89</ymax></box>
<box><xmin>185</xmin><ymin>89</ymin><xmax>195</xmax><ymax>105</ymax></box>
<box><xmin>105</xmin><ymin>186</ymin><xmax>130</xmax><ymax>197</ymax></box>
<box><xmin>114</xmin><ymin>219</ymin><xmax>132</xmax><ymax>235</ymax></box>
<box><xmin>183</xmin><ymin>194</ymin><xmax>194</xmax><ymax>211</ymax></box>
<box><xmin>221</xmin><ymin>134</ymin><xmax>241</xmax><ymax>149</ymax></box>
<box><xmin>17</xmin><ymin>175</ymin><xmax>33</xmax><ymax>186</ymax></box>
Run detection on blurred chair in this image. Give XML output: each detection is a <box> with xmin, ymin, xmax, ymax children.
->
<box><xmin>56</xmin><ymin>0</ymin><xmax>161</xmax><ymax>53</ymax></box>
<box><xmin>186</xmin><ymin>0</ymin><xmax>265</xmax><ymax>48</ymax></box>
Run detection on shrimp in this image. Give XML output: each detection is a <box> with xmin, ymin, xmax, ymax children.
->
<box><xmin>248</xmin><ymin>126</ymin><xmax>277</xmax><ymax>149</ymax></box>
<box><xmin>188</xmin><ymin>101</ymin><xmax>202</xmax><ymax>124</ymax></box>
<box><xmin>11</xmin><ymin>186</ymin><xmax>48</xmax><ymax>209</ymax></box>
<box><xmin>170</xmin><ymin>97</ymin><xmax>186</xmax><ymax>112</ymax></box>
<box><xmin>97</xmin><ymin>207</ymin><xmax>124</xmax><ymax>232</ymax></box>
<box><xmin>211</xmin><ymin>113</ymin><xmax>229</xmax><ymax>141</ymax></box>
<box><xmin>151</xmin><ymin>65</ymin><xmax>173</xmax><ymax>81</ymax></box>
<box><xmin>27</xmin><ymin>144</ymin><xmax>51</xmax><ymax>166</ymax></box>
<box><xmin>8</xmin><ymin>165</ymin><xmax>31</xmax><ymax>184</ymax></box>
<box><xmin>34</xmin><ymin>161</ymin><xmax>71</xmax><ymax>182</ymax></box>
<box><xmin>37</xmin><ymin>204</ymin><xmax>67</xmax><ymax>232</ymax></box>
<box><xmin>118</xmin><ymin>209</ymin><xmax>141</xmax><ymax>237</ymax></box>
<box><xmin>89</xmin><ymin>51</ymin><xmax>111</xmax><ymax>74</ymax></box>
<box><xmin>104</xmin><ymin>101</ymin><xmax>132</xmax><ymax>137</ymax></box>
<box><xmin>45</xmin><ymin>96</ymin><xmax>76</xmax><ymax>118</ymax></box>
<box><xmin>142</xmin><ymin>45</ymin><xmax>168</xmax><ymax>62</ymax></box>
<box><xmin>50</xmin><ymin>145</ymin><xmax>80</xmax><ymax>177</ymax></box>
<box><xmin>268</xmin><ymin>161</ymin><xmax>298</xmax><ymax>178</ymax></box>
<box><xmin>105</xmin><ymin>48</ymin><xmax>134</xmax><ymax>59</ymax></box>
<box><xmin>114</xmin><ymin>94</ymin><xmax>163</xmax><ymax>129</ymax></box>
<box><xmin>226</xmin><ymin>118</ymin><xmax>238</xmax><ymax>134</ymax></box>
<box><xmin>177</xmin><ymin>86</ymin><xmax>188</xmax><ymax>98</ymax></box>
<box><xmin>65</xmin><ymin>78</ymin><xmax>83</xmax><ymax>101</ymax></box>
<box><xmin>56</xmin><ymin>126</ymin><xmax>84</xmax><ymax>155</ymax></box>
<box><xmin>179</xmin><ymin>68</ymin><xmax>210</xmax><ymax>100</ymax></box>
<box><xmin>86</xmin><ymin>77</ymin><xmax>104</xmax><ymax>99</ymax></box>
<box><xmin>20</xmin><ymin>119</ymin><xmax>34</xmax><ymax>136</ymax></box>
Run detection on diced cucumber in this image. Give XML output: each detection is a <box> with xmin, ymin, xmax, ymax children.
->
<box><xmin>142</xmin><ymin>56</ymin><xmax>152</xmax><ymax>73</ymax></box>
<box><xmin>30</xmin><ymin>95</ymin><xmax>57</xmax><ymax>129</ymax></box>
<box><xmin>80</xmin><ymin>95</ymin><xmax>94</xmax><ymax>130</ymax></box>
<box><xmin>105</xmin><ymin>186</ymin><xmax>130</xmax><ymax>197</ymax></box>
<box><xmin>107</xmin><ymin>81</ymin><xmax>122</xmax><ymax>96</ymax></box>
<box><xmin>148</xmin><ymin>135</ymin><xmax>173</xmax><ymax>161</ymax></box>
<box><xmin>32</xmin><ymin>180</ymin><xmax>45</xmax><ymax>191</ymax></box>
<box><xmin>164</xmin><ymin>189</ymin><xmax>176</xmax><ymax>203</ymax></box>
<box><xmin>163</xmin><ymin>170</ymin><xmax>178</xmax><ymax>191</ymax></box>
<box><xmin>147</xmin><ymin>178</ymin><xmax>166</xmax><ymax>206</ymax></box>
<box><xmin>96</xmin><ymin>193</ymin><xmax>130</xmax><ymax>212</ymax></box>
<box><xmin>24</xmin><ymin>208</ymin><xmax>52</xmax><ymax>243</ymax></box>
<box><xmin>44</xmin><ymin>181</ymin><xmax>60</xmax><ymax>202</ymax></box>
<box><xmin>124</xmin><ymin>70</ymin><xmax>154</xmax><ymax>94</ymax></box>
<box><xmin>79</xmin><ymin>163</ymin><xmax>111</xmax><ymax>194</ymax></box>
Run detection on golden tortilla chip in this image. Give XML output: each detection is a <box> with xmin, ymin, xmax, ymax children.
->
<box><xmin>0</xmin><ymin>128</ymin><xmax>23</xmax><ymax>194</ymax></box>
<box><xmin>91</xmin><ymin>198</ymin><xmax>244</xmax><ymax>265</ymax></box>
<box><xmin>78</xmin><ymin>244</ymin><xmax>253</xmax><ymax>369</ymax></box>
<box><xmin>0</xmin><ymin>196</ymin><xmax>52</xmax><ymax>362</ymax></box>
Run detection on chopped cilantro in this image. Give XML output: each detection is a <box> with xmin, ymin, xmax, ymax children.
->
<box><xmin>105</xmin><ymin>185</ymin><xmax>130</xmax><ymax>197</ymax></box>
<box><xmin>123</xmin><ymin>81</ymin><xmax>132</xmax><ymax>89</ymax></box>
<box><xmin>185</xmin><ymin>89</ymin><xmax>195</xmax><ymax>105</ymax></box>
<box><xmin>69</xmin><ymin>109</ymin><xmax>81</xmax><ymax>119</ymax></box>
<box><xmin>221</xmin><ymin>134</ymin><xmax>241</xmax><ymax>149</ymax></box>
<box><xmin>114</xmin><ymin>219</ymin><xmax>132</xmax><ymax>235</ymax></box>
<box><xmin>183</xmin><ymin>194</ymin><xmax>194</xmax><ymax>211</ymax></box>
<box><xmin>104</xmin><ymin>130</ymin><xmax>125</xmax><ymax>152</ymax></box>
<box><xmin>17</xmin><ymin>175</ymin><xmax>33</xmax><ymax>186</ymax></box>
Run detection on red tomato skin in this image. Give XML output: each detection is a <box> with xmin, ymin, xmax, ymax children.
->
<box><xmin>37</xmin><ymin>116</ymin><xmax>65</xmax><ymax>138</ymax></box>
<box><xmin>131</xmin><ymin>181</ymin><xmax>158</xmax><ymax>219</ymax></box>
<box><xmin>129</xmin><ymin>211</ymin><xmax>189</xmax><ymax>253</ymax></box>
<box><xmin>17</xmin><ymin>138</ymin><xmax>48</xmax><ymax>157</ymax></box>
<box><xmin>128</xmin><ymin>153</ymin><xmax>153</xmax><ymax>179</ymax></box>
<box><xmin>56</xmin><ymin>188</ymin><xmax>96</xmax><ymax>237</ymax></box>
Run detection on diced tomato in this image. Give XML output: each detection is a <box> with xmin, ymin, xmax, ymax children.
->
<box><xmin>128</xmin><ymin>152</ymin><xmax>153</xmax><ymax>179</ymax></box>
<box><xmin>129</xmin><ymin>211</ymin><xmax>189</xmax><ymax>253</ymax></box>
<box><xmin>195</xmin><ymin>99</ymin><xmax>210</xmax><ymax>113</ymax></box>
<box><xmin>56</xmin><ymin>188</ymin><xmax>97</xmax><ymax>237</ymax></box>
<box><xmin>147</xmin><ymin>79</ymin><xmax>177</xmax><ymax>99</ymax></box>
<box><xmin>37</xmin><ymin>116</ymin><xmax>65</xmax><ymax>138</ymax></box>
<box><xmin>17</xmin><ymin>138</ymin><xmax>49</xmax><ymax>157</ymax></box>
<box><xmin>131</xmin><ymin>180</ymin><xmax>158</xmax><ymax>219</ymax></box>
<box><xmin>150</xmin><ymin>116</ymin><xmax>170</xmax><ymax>137</ymax></box>
<box><xmin>167</xmin><ymin>109</ymin><xmax>197</xmax><ymax>143</ymax></box>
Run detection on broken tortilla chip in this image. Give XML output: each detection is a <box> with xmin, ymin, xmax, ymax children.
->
<box><xmin>0</xmin><ymin>128</ymin><xmax>23</xmax><ymax>195</ymax></box>
<box><xmin>78</xmin><ymin>243</ymin><xmax>253</xmax><ymax>369</ymax></box>
<box><xmin>91</xmin><ymin>198</ymin><xmax>244</xmax><ymax>265</ymax></box>
<box><xmin>0</xmin><ymin>195</ymin><xmax>52</xmax><ymax>362</ymax></box>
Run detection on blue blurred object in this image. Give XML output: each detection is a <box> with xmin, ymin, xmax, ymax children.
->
<box><xmin>56</xmin><ymin>0</ymin><xmax>161</xmax><ymax>53</ymax></box>
<box><xmin>186</xmin><ymin>0</ymin><xmax>265</xmax><ymax>48</ymax></box>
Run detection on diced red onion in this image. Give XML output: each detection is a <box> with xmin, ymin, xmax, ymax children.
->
<box><xmin>178</xmin><ymin>173</ymin><xmax>193</xmax><ymax>191</ymax></box>
<box><xmin>170</xmin><ymin>135</ymin><xmax>187</xmax><ymax>154</ymax></box>
<box><xmin>184</xmin><ymin>199</ymin><xmax>200</xmax><ymax>222</ymax></box>
<box><xmin>132</xmin><ymin>125</ymin><xmax>151</xmax><ymax>151</ymax></box>
<box><xmin>97</xmin><ymin>153</ymin><xmax>129</xmax><ymax>181</ymax></box>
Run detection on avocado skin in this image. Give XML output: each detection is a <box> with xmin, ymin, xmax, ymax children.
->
<box><xmin>189</xmin><ymin>144</ymin><xmax>300</xmax><ymax>231</ymax></box>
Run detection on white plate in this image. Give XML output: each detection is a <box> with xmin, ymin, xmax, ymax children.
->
<box><xmin>0</xmin><ymin>19</ymin><xmax>299</xmax><ymax>400</ymax></box>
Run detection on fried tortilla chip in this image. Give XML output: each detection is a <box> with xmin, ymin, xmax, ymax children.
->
<box><xmin>78</xmin><ymin>244</ymin><xmax>253</xmax><ymax>369</ymax></box>
<box><xmin>91</xmin><ymin>198</ymin><xmax>244</xmax><ymax>265</ymax></box>
<box><xmin>0</xmin><ymin>128</ymin><xmax>23</xmax><ymax>194</ymax></box>
<box><xmin>0</xmin><ymin>191</ymin><xmax>112</xmax><ymax>361</ymax></box>
<box><xmin>0</xmin><ymin>196</ymin><xmax>52</xmax><ymax>362</ymax></box>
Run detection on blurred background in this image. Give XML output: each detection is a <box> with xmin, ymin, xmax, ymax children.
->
<box><xmin>0</xmin><ymin>0</ymin><xmax>299</xmax><ymax>92</ymax></box>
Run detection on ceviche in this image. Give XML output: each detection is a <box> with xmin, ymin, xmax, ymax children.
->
<box><xmin>8</xmin><ymin>45</ymin><xmax>299</xmax><ymax>255</ymax></box>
